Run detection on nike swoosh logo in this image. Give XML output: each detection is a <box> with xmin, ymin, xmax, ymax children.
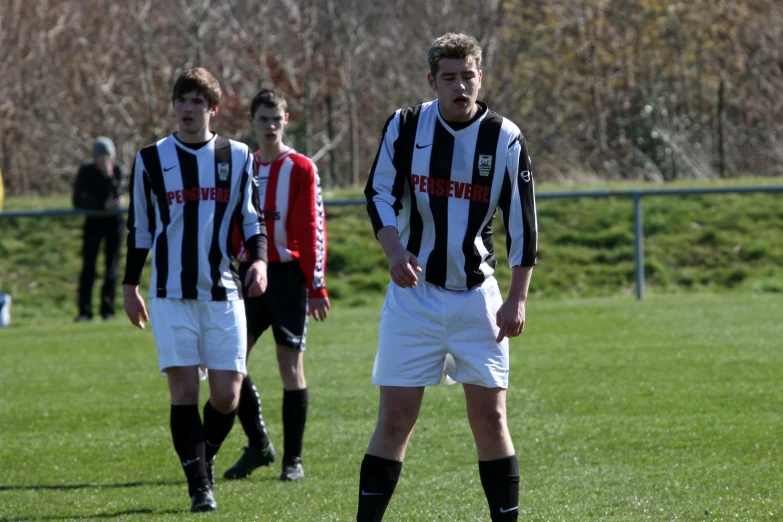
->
<box><xmin>499</xmin><ymin>506</ymin><xmax>518</xmax><ymax>514</ymax></box>
<box><xmin>360</xmin><ymin>490</ymin><xmax>384</xmax><ymax>496</ymax></box>
<box><xmin>163</xmin><ymin>165</ymin><xmax>176</xmax><ymax>172</ymax></box>
<box><xmin>415</xmin><ymin>143</ymin><xmax>431</xmax><ymax>149</ymax></box>
<box><xmin>182</xmin><ymin>458</ymin><xmax>200</xmax><ymax>467</ymax></box>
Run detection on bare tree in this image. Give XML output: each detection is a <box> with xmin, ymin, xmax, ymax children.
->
<box><xmin>0</xmin><ymin>0</ymin><xmax>780</xmax><ymax>195</ymax></box>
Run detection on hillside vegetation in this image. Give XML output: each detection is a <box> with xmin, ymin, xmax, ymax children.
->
<box><xmin>1</xmin><ymin>180</ymin><xmax>782</xmax><ymax>323</ymax></box>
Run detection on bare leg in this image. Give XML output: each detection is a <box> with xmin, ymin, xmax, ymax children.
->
<box><xmin>464</xmin><ymin>384</ymin><xmax>520</xmax><ymax>521</ymax></box>
<box><xmin>357</xmin><ymin>386</ymin><xmax>425</xmax><ymax>521</ymax></box>
<box><xmin>277</xmin><ymin>344</ymin><xmax>306</xmax><ymax>390</ymax></box>
<box><xmin>463</xmin><ymin>384</ymin><xmax>514</xmax><ymax>460</ymax></box>
<box><xmin>366</xmin><ymin>386</ymin><xmax>425</xmax><ymax>461</ymax></box>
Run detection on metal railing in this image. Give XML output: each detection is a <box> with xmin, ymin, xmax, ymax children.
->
<box><xmin>2</xmin><ymin>185</ymin><xmax>782</xmax><ymax>299</ymax></box>
<box><xmin>531</xmin><ymin>186</ymin><xmax>783</xmax><ymax>299</ymax></box>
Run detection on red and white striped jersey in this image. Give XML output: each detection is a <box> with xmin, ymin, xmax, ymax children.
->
<box><xmin>233</xmin><ymin>148</ymin><xmax>327</xmax><ymax>299</ymax></box>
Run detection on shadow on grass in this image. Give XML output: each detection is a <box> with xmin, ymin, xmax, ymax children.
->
<box><xmin>0</xmin><ymin>480</ymin><xmax>180</xmax><ymax>491</ymax></box>
<box><xmin>0</xmin><ymin>508</ymin><xmax>183</xmax><ymax>521</ymax></box>
<box><xmin>0</xmin><ymin>479</ymin><xmax>264</xmax><ymax>520</ymax></box>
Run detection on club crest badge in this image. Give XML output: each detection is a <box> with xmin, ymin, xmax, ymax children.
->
<box><xmin>217</xmin><ymin>163</ymin><xmax>230</xmax><ymax>181</ymax></box>
<box><xmin>478</xmin><ymin>155</ymin><xmax>493</xmax><ymax>177</ymax></box>
<box><xmin>521</xmin><ymin>170</ymin><xmax>532</xmax><ymax>183</ymax></box>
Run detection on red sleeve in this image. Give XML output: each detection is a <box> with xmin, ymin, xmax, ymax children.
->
<box><xmin>290</xmin><ymin>159</ymin><xmax>327</xmax><ymax>299</ymax></box>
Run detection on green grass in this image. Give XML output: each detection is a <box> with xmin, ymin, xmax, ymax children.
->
<box><xmin>2</xmin><ymin>179</ymin><xmax>783</xmax><ymax>324</ymax></box>
<box><xmin>1</xmin><ymin>294</ymin><xmax>782</xmax><ymax>521</ymax></box>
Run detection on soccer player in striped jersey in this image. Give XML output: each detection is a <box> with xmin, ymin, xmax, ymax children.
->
<box><xmin>222</xmin><ymin>88</ymin><xmax>329</xmax><ymax>483</ymax></box>
<box><xmin>357</xmin><ymin>34</ymin><xmax>538</xmax><ymax>522</ymax></box>
<box><xmin>122</xmin><ymin>68</ymin><xmax>269</xmax><ymax>513</ymax></box>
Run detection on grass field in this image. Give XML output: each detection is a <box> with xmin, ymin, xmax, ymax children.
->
<box><xmin>1</xmin><ymin>293</ymin><xmax>781</xmax><ymax>521</ymax></box>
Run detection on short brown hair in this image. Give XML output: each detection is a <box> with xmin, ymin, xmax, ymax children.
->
<box><xmin>427</xmin><ymin>33</ymin><xmax>483</xmax><ymax>76</ymax></box>
<box><xmin>250</xmin><ymin>88</ymin><xmax>288</xmax><ymax>118</ymax></box>
<box><xmin>172</xmin><ymin>67</ymin><xmax>222</xmax><ymax>108</ymax></box>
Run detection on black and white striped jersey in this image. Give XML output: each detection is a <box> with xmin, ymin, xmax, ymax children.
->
<box><xmin>365</xmin><ymin>100</ymin><xmax>538</xmax><ymax>291</ymax></box>
<box><xmin>127</xmin><ymin>134</ymin><xmax>264</xmax><ymax>301</ymax></box>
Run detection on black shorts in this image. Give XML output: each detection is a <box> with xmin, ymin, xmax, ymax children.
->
<box><xmin>239</xmin><ymin>261</ymin><xmax>308</xmax><ymax>350</ymax></box>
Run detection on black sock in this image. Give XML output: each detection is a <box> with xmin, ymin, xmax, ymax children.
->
<box><xmin>478</xmin><ymin>455</ymin><xmax>520</xmax><ymax>521</ymax></box>
<box><xmin>356</xmin><ymin>454</ymin><xmax>403</xmax><ymax>522</ymax></box>
<box><xmin>237</xmin><ymin>375</ymin><xmax>270</xmax><ymax>449</ymax></box>
<box><xmin>282</xmin><ymin>388</ymin><xmax>308</xmax><ymax>460</ymax></box>
<box><xmin>202</xmin><ymin>400</ymin><xmax>237</xmax><ymax>462</ymax></box>
<box><xmin>170</xmin><ymin>404</ymin><xmax>208</xmax><ymax>496</ymax></box>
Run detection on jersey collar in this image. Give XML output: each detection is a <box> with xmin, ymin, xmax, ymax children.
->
<box><xmin>255</xmin><ymin>146</ymin><xmax>294</xmax><ymax>166</ymax></box>
<box><xmin>434</xmin><ymin>100</ymin><xmax>488</xmax><ymax>138</ymax></box>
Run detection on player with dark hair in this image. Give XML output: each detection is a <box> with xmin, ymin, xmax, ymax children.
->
<box><xmin>357</xmin><ymin>33</ymin><xmax>538</xmax><ymax>521</ymax></box>
<box><xmin>123</xmin><ymin>67</ymin><xmax>268</xmax><ymax>512</ymax></box>
<box><xmin>222</xmin><ymin>88</ymin><xmax>329</xmax><ymax>483</ymax></box>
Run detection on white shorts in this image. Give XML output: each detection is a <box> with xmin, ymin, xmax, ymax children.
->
<box><xmin>372</xmin><ymin>276</ymin><xmax>509</xmax><ymax>388</ymax></box>
<box><xmin>149</xmin><ymin>297</ymin><xmax>247</xmax><ymax>375</ymax></box>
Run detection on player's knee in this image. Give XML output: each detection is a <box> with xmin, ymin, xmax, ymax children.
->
<box><xmin>470</xmin><ymin>404</ymin><xmax>506</xmax><ymax>429</ymax></box>
<box><xmin>377</xmin><ymin>408</ymin><xmax>417</xmax><ymax>440</ymax></box>
<box><xmin>278</xmin><ymin>361</ymin><xmax>303</xmax><ymax>380</ymax></box>
<box><xmin>277</xmin><ymin>358</ymin><xmax>295</xmax><ymax>375</ymax></box>
<box><xmin>209</xmin><ymin>386</ymin><xmax>241</xmax><ymax>412</ymax></box>
<box><xmin>170</xmin><ymin>384</ymin><xmax>199</xmax><ymax>404</ymax></box>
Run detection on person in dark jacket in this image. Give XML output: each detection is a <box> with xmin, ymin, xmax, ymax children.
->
<box><xmin>72</xmin><ymin>136</ymin><xmax>125</xmax><ymax>321</ymax></box>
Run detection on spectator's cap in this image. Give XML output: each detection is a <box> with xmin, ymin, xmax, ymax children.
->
<box><xmin>92</xmin><ymin>136</ymin><xmax>116</xmax><ymax>160</ymax></box>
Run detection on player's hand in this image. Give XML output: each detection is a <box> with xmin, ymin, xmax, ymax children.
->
<box><xmin>105</xmin><ymin>195</ymin><xmax>125</xmax><ymax>211</ymax></box>
<box><xmin>309</xmin><ymin>296</ymin><xmax>331</xmax><ymax>321</ymax></box>
<box><xmin>245</xmin><ymin>260</ymin><xmax>268</xmax><ymax>297</ymax></box>
<box><xmin>495</xmin><ymin>298</ymin><xmax>526</xmax><ymax>343</ymax></box>
<box><xmin>105</xmin><ymin>197</ymin><xmax>120</xmax><ymax>210</ymax></box>
<box><xmin>123</xmin><ymin>284</ymin><xmax>149</xmax><ymax>330</ymax></box>
<box><xmin>388</xmin><ymin>245</ymin><xmax>422</xmax><ymax>288</ymax></box>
